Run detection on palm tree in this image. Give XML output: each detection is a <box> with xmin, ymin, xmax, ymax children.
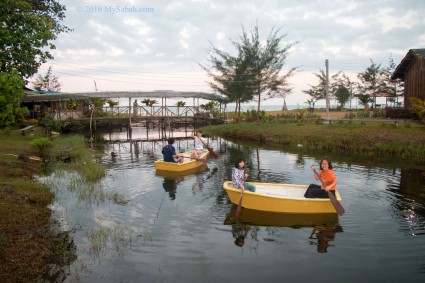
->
<box><xmin>176</xmin><ymin>101</ymin><xmax>186</xmax><ymax>115</ymax></box>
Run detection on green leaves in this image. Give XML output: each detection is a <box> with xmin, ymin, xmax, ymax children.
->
<box><xmin>0</xmin><ymin>70</ymin><xmax>25</xmax><ymax>129</ymax></box>
<box><xmin>0</xmin><ymin>0</ymin><xmax>70</xmax><ymax>80</ymax></box>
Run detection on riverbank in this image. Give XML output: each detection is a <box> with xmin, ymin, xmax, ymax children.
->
<box><xmin>201</xmin><ymin>119</ymin><xmax>425</xmax><ymax>160</ymax></box>
<box><xmin>0</xmin><ymin>127</ymin><xmax>58</xmax><ymax>282</ymax></box>
<box><xmin>0</xmin><ymin>128</ymin><xmax>102</xmax><ymax>282</ymax></box>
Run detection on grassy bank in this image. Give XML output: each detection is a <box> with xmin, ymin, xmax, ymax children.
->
<box><xmin>201</xmin><ymin>121</ymin><xmax>425</xmax><ymax>160</ymax></box>
<box><xmin>0</xmin><ymin>128</ymin><xmax>104</xmax><ymax>282</ymax></box>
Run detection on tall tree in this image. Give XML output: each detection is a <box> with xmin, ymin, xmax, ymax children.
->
<box><xmin>202</xmin><ymin>24</ymin><xmax>297</xmax><ymax>123</ymax></box>
<box><xmin>382</xmin><ymin>56</ymin><xmax>404</xmax><ymax>107</ymax></box>
<box><xmin>32</xmin><ymin>66</ymin><xmax>61</xmax><ymax>92</ymax></box>
<box><xmin>357</xmin><ymin>59</ymin><xmax>387</xmax><ymax>108</ymax></box>
<box><xmin>236</xmin><ymin>25</ymin><xmax>297</xmax><ymax>122</ymax></box>
<box><xmin>303</xmin><ymin>70</ymin><xmax>343</xmax><ymax>104</ymax></box>
<box><xmin>201</xmin><ymin>42</ymin><xmax>254</xmax><ymax>122</ymax></box>
<box><xmin>0</xmin><ymin>0</ymin><xmax>71</xmax><ymax>80</ymax></box>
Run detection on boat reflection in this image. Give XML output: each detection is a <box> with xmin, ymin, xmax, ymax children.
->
<box><xmin>224</xmin><ymin>207</ymin><xmax>339</xmax><ymax>228</ymax></box>
<box><xmin>224</xmin><ymin>208</ymin><xmax>343</xmax><ymax>252</ymax></box>
<box><xmin>155</xmin><ymin>163</ymin><xmax>208</xmax><ymax>178</ymax></box>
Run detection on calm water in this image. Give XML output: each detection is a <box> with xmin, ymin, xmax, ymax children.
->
<box><xmin>41</xmin><ymin>129</ymin><xmax>425</xmax><ymax>283</ymax></box>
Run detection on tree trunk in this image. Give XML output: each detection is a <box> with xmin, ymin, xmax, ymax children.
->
<box><xmin>256</xmin><ymin>90</ymin><xmax>261</xmax><ymax>124</ymax></box>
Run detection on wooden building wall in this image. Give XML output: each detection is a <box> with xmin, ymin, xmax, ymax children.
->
<box><xmin>404</xmin><ymin>55</ymin><xmax>425</xmax><ymax>108</ymax></box>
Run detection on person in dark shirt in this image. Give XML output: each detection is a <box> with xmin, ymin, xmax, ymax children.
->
<box><xmin>161</xmin><ymin>138</ymin><xmax>183</xmax><ymax>163</ymax></box>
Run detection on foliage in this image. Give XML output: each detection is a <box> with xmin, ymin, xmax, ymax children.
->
<box><xmin>200</xmin><ymin>101</ymin><xmax>219</xmax><ymax>111</ymax></box>
<box><xmin>0</xmin><ymin>70</ymin><xmax>26</xmax><ymax>130</ymax></box>
<box><xmin>386</xmin><ymin>107</ymin><xmax>417</xmax><ymax>120</ymax></box>
<box><xmin>303</xmin><ymin>70</ymin><xmax>343</xmax><ymax>102</ymax></box>
<box><xmin>334</xmin><ymin>85</ymin><xmax>351</xmax><ymax>109</ymax></box>
<box><xmin>50</xmin><ymin>135</ymin><xmax>105</xmax><ymax>182</ymax></box>
<box><xmin>107</xmin><ymin>99</ymin><xmax>119</xmax><ymax>108</ymax></box>
<box><xmin>0</xmin><ymin>0</ymin><xmax>71</xmax><ymax>80</ymax></box>
<box><xmin>243</xmin><ymin>109</ymin><xmax>267</xmax><ymax>122</ymax></box>
<box><xmin>176</xmin><ymin>101</ymin><xmax>186</xmax><ymax>107</ymax></box>
<box><xmin>68</xmin><ymin>99</ymin><xmax>79</xmax><ymax>109</ymax></box>
<box><xmin>31</xmin><ymin>66</ymin><xmax>61</xmax><ymax>92</ymax></box>
<box><xmin>356</xmin><ymin>94</ymin><xmax>373</xmax><ymax>110</ymax></box>
<box><xmin>142</xmin><ymin>98</ymin><xmax>157</xmax><ymax>106</ymax></box>
<box><xmin>201</xmin><ymin>23</ymin><xmax>297</xmax><ymax>123</ymax></box>
<box><xmin>30</xmin><ymin>137</ymin><xmax>52</xmax><ymax>157</ymax></box>
<box><xmin>409</xmin><ymin>97</ymin><xmax>425</xmax><ymax>123</ymax></box>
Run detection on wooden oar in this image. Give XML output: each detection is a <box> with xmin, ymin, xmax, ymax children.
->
<box><xmin>313</xmin><ymin>168</ymin><xmax>345</xmax><ymax>216</ymax></box>
<box><xmin>235</xmin><ymin>170</ymin><xmax>248</xmax><ymax>219</ymax></box>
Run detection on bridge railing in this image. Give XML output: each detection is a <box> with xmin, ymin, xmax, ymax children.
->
<box><xmin>97</xmin><ymin>106</ymin><xmax>206</xmax><ymax>118</ymax></box>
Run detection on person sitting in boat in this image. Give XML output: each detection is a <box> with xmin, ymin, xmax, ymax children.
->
<box><xmin>304</xmin><ymin>158</ymin><xmax>337</xmax><ymax>198</ymax></box>
<box><xmin>161</xmin><ymin>138</ymin><xmax>183</xmax><ymax>163</ymax></box>
<box><xmin>232</xmin><ymin>158</ymin><xmax>256</xmax><ymax>192</ymax></box>
<box><xmin>191</xmin><ymin>131</ymin><xmax>205</xmax><ymax>159</ymax></box>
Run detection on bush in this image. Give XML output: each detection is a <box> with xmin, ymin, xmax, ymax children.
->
<box><xmin>30</xmin><ymin>137</ymin><xmax>52</xmax><ymax>157</ymax></box>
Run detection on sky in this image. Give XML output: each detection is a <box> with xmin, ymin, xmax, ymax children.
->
<box><xmin>33</xmin><ymin>0</ymin><xmax>425</xmax><ymax>106</ymax></box>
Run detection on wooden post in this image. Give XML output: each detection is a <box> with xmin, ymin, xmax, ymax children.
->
<box><xmin>325</xmin><ymin>59</ymin><xmax>330</xmax><ymax>120</ymax></box>
<box><xmin>129</xmin><ymin>97</ymin><xmax>132</xmax><ymax>131</ymax></box>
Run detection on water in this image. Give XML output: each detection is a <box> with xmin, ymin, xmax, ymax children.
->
<box><xmin>42</xmin><ymin>131</ymin><xmax>425</xmax><ymax>283</ymax></box>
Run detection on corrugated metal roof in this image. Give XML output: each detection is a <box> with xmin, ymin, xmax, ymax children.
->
<box><xmin>391</xmin><ymin>48</ymin><xmax>425</xmax><ymax>80</ymax></box>
<box><xmin>22</xmin><ymin>90</ymin><xmax>226</xmax><ymax>102</ymax></box>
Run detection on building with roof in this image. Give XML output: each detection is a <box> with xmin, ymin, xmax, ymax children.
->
<box><xmin>391</xmin><ymin>48</ymin><xmax>425</xmax><ymax>108</ymax></box>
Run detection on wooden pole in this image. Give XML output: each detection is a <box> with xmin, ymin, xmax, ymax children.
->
<box><xmin>325</xmin><ymin>59</ymin><xmax>330</xmax><ymax>120</ymax></box>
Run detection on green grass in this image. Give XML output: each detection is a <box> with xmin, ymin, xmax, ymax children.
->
<box><xmin>201</xmin><ymin>122</ymin><xmax>425</xmax><ymax>160</ymax></box>
<box><xmin>0</xmin><ymin>127</ymin><xmax>102</xmax><ymax>282</ymax></box>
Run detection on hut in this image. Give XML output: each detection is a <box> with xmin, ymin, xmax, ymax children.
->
<box><xmin>391</xmin><ymin>48</ymin><xmax>425</xmax><ymax>108</ymax></box>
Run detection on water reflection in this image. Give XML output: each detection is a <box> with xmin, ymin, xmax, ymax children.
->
<box><xmin>308</xmin><ymin>224</ymin><xmax>344</xmax><ymax>253</ymax></box>
<box><xmin>231</xmin><ymin>221</ymin><xmax>251</xmax><ymax>247</ymax></box>
<box><xmin>224</xmin><ymin>207</ymin><xmax>342</xmax><ymax>252</ymax></box>
<box><xmin>162</xmin><ymin>178</ymin><xmax>179</xmax><ymax>200</ymax></box>
<box><xmin>44</xmin><ymin>131</ymin><xmax>425</xmax><ymax>282</ymax></box>
<box><xmin>224</xmin><ymin>207</ymin><xmax>339</xmax><ymax>228</ymax></box>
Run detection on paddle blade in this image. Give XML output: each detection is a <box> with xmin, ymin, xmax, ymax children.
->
<box><xmin>328</xmin><ymin>191</ymin><xmax>345</xmax><ymax>216</ymax></box>
<box><xmin>207</xmin><ymin>146</ymin><xmax>218</xmax><ymax>158</ymax></box>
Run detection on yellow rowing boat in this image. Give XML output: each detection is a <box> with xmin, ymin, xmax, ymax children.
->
<box><xmin>223</xmin><ymin>181</ymin><xmax>343</xmax><ymax>214</ymax></box>
<box><xmin>154</xmin><ymin>150</ymin><xmax>209</xmax><ymax>172</ymax></box>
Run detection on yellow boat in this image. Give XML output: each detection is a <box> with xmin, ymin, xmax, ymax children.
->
<box><xmin>155</xmin><ymin>150</ymin><xmax>209</xmax><ymax>172</ymax></box>
<box><xmin>223</xmin><ymin>181</ymin><xmax>343</xmax><ymax>214</ymax></box>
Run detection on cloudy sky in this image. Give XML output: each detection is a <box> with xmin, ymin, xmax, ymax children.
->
<box><xmin>35</xmin><ymin>0</ymin><xmax>425</xmax><ymax>105</ymax></box>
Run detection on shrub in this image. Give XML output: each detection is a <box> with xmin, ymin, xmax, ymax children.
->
<box><xmin>30</xmin><ymin>137</ymin><xmax>52</xmax><ymax>157</ymax></box>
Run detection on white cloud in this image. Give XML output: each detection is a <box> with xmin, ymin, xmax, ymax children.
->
<box><xmin>34</xmin><ymin>0</ymin><xmax>425</xmax><ymax>105</ymax></box>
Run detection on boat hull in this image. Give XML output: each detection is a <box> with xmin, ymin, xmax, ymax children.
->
<box><xmin>155</xmin><ymin>150</ymin><xmax>209</xmax><ymax>172</ymax></box>
<box><xmin>223</xmin><ymin>181</ymin><xmax>343</xmax><ymax>214</ymax></box>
